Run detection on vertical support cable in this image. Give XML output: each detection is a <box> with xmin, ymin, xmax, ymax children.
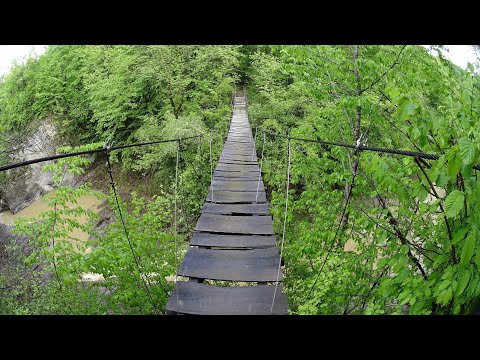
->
<box><xmin>209</xmin><ymin>132</ymin><xmax>214</xmax><ymax>203</ymax></box>
<box><xmin>270</xmin><ymin>137</ymin><xmax>291</xmax><ymax>315</ymax></box>
<box><xmin>104</xmin><ymin>145</ymin><xmax>162</xmax><ymax>314</ymax></box>
<box><xmin>251</xmin><ymin>126</ymin><xmax>258</xmax><ymax>161</ymax></box>
<box><xmin>51</xmin><ymin>200</ymin><xmax>62</xmax><ymax>290</ymax></box>
<box><xmin>255</xmin><ymin>131</ymin><xmax>266</xmax><ymax>203</ymax></box>
<box><xmin>174</xmin><ymin>138</ymin><xmax>180</xmax><ymax>313</ymax></box>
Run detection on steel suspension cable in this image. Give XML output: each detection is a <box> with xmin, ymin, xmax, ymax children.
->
<box><xmin>105</xmin><ymin>147</ymin><xmax>163</xmax><ymax>315</ymax></box>
<box><xmin>270</xmin><ymin>137</ymin><xmax>291</xmax><ymax>315</ymax></box>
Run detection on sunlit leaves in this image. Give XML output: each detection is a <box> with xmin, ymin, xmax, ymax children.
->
<box><xmin>444</xmin><ymin>190</ymin><xmax>465</xmax><ymax>218</ymax></box>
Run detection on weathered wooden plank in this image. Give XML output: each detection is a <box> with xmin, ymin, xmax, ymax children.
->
<box><xmin>221</xmin><ymin>152</ymin><xmax>256</xmax><ymax>158</ymax></box>
<box><xmin>224</xmin><ymin>139</ymin><xmax>252</xmax><ymax>143</ymax></box>
<box><xmin>216</xmin><ymin>163</ymin><xmax>260</xmax><ymax>172</ymax></box>
<box><xmin>201</xmin><ymin>203</ymin><xmax>270</xmax><ymax>215</ymax></box>
<box><xmin>207</xmin><ymin>191</ymin><xmax>266</xmax><ymax>203</ymax></box>
<box><xmin>220</xmin><ymin>153</ymin><xmax>257</xmax><ymax>160</ymax></box>
<box><xmin>211</xmin><ymin>180</ymin><xmax>264</xmax><ymax>192</ymax></box>
<box><xmin>178</xmin><ymin>247</ymin><xmax>282</xmax><ymax>282</ymax></box>
<box><xmin>195</xmin><ymin>213</ymin><xmax>273</xmax><ymax>234</ymax></box>
<box><xmin>218</xmin><ymin>159</ymin><xmax>258</xmax><ymax>166</ymax></box>
<box><xmin>166</xmin><ymin>282</ymin><xmax>288</xmax><ymax>315</ymax></box>
<box><xmin>214</xmin><ymin>171</ymin><xmax>260</xmax><ymax>179</ymax></box>
<box><xmin>223</xmin><ymin>146</ymin><xmax>255</xmax><ymax>152</ymax></box>
<box><xmin>191</xmin><ymin>232</ymin><xmax>276</xmax><ymax>248</ymax></box>
<box><xmin>224</xmin><ymin>141</ymin><xmax>253</xmax><ymax>146</ymax></box>
<box><xmin>213</xmin><ymin>177</ymin><xmax>259</xmax><ymax>182</ymax></box>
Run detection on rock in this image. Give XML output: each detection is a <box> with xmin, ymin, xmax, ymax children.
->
<box><xmin>88</xmin><ymin>201</ymin><xmax>115</xmax><ymax>242</ymax></box>
<box><xmin>0</xmin><ymin>223</ymin><xmax>31</xmax><ymax>272</ymax></box>
<box><xmin>80</xmin><ymin>273</ymin><xmax>105</xmax><ymax>283</ymax></box>
<box><xmin>3</xmin><ymin>118</ymin><xmax>59</xmax><ymax>213</ymax></box>
<box><xmin>0</xmin><ymin>188</ymin><xmax>8</xmax><ymax>212</ymax></box>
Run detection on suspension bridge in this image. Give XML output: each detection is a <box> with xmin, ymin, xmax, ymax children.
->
<box><xmin>4</xmin><ymin>89</ymin><xmax>480</xmax><ymax>315</ymax></box>
<box><xmin>165</xmin><ymin>94</ymin><xmax>288</xmax><ymax>315</ymax></box>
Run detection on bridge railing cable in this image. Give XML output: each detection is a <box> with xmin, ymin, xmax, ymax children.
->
<box><xmin>260</xmin><ymin>128</ymin><xmax>480</xmax><ymax>170</ymax></box>
<box><xmin>0</xmin><ymin>135</ymin><xmax>203</xmax><ymax>173</ymax></box>
<box><xmin>104</xmin><ymin>141</ymin><xmax>165</xmax><ymax>315</ymax></box>
<box><xmin>270</xmin><ymin>137</ymin><xmax>291</xmax><ymax>314</ymax></box>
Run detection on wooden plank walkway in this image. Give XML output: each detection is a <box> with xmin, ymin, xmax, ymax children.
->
<box><xmin>166</xmin><ymin>94</ymin><xmax>288</xmax><ymax>315</ymax></box>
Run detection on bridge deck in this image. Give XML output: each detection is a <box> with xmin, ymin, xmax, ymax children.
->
<box><xmin>166</xmin><ymin>95</ymin><xmax>288</xmax><ymax>315</ymax></box>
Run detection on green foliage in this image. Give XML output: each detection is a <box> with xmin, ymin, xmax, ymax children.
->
<box><xmin>248</xmin><ymin>45</ymin><xmax>480</xmax><ymax>315</ymax></box>
<box><xmin>0</xmin><ymin>46</ymin><xmax>235</xmax><ymax>314</ymax></box>
<box><xmin>444</xmin><ymin>190</ymin><xmax>465</xmax><ymax>218</ymax></box>
<box><xmin>3</xmin><ymin>45</ymin><xmax>480</xmax><ymax>315</ymax></box>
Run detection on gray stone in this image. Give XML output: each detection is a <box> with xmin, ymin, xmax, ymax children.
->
<box><xmin>3</xmin><ymin>119</ymin><xmax>58</xmax><ymax>213</ymax></box>
<box><xmin>0</xmin><ymin>223</ymin><xmax>31</xmax><ymax>272</ymax></box>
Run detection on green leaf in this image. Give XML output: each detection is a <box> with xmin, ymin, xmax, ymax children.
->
<box><xmin>476</xmin><ymin>250</ymin><xmax>480</xmax><ymax>268</ymax></box>
<box><xmin>444</xmin><ymin>190</ymin><xmax>465</xmax><ymax>218</ymax></box>
<box><xmin>453</xmin><ymin>225</ymin><xmax>469</xmax><ymax>244</ymax></box>
<box><xmin>460</xmin><ymin>232</ymin><xmax>476</xmax><ymax>266</ymax></box>
<box><xmin>447</xmin><ymin>152</ymin><xmax>462</xmax><ymax>179</ymax></box>
<box><xmin>455</xmin><ymin>269</ymin><xmax>471</xmax><ymax>296</ymax></box>
<box><xmin>437</xmin><ymin>287</ymin><xmax>453</xmax><ymax>305</ymax></box>
<box><xmin>459</xmin><ymin>137</ymin><xmax>477</xmax><ymax>165</ymax></box>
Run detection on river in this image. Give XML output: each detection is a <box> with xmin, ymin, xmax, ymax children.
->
<box><xmin>0</xmin><ymin>189</ymin><xmax>103</xmax><ymax>244</ymax></box>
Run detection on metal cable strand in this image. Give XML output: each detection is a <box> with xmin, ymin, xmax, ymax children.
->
<box><xmin>270</xmin><ymin>137</ymin><xmax>291</xmax><ymax>315</ymax></box>
<box><xmin>50</xmin><ymin>166</ymin><xmax>69</xmax><ymax>296</ymax></box>
<box><xmin>256</xmin><ymin>131</ymin><xmax>266</xmax><ymax>203</ymax></box>
<box><xmin>305</xmin><ymin>151</ymin><xmax>361</xmax><ymax>302</ymax></box>
<box><xmin>174</xmin><ymin>139</ymin><xmax>180</xmax><ymax>314</ymax></box>
<box><xmin>0</xmin><ymin>135</ymin><xmax>203</xmax><ymax>173</ymax></box>
<box><xmin>51</xmin><ymin>200</ymin><xmax>62</xmax><ymax>290</ymax></box>
<box><xmin>209</xmin><ymin>132</ymin><xmax>214</xmax><ymax>203</ymax></box>
<box><xmin>252</xmin><ymin>126</ymin><xmax>258</xmax><ymax>161</ymax></box>
<box><xmin>105</xmin><ymin>153</ymin><xmax>163</xmax><ymax>315</ymax></box>
<box><xmin>262</xmin><ymin>129</ymin><xmax>480</xmax><ymax>170</ymax></box>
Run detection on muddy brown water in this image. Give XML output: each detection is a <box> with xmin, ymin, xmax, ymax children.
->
<box><xmin>0</xmin><ymin>189</ymin><xmax>103</xmax><ymax>244</ymax></box>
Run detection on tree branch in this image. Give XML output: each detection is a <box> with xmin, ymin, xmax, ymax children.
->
<box><xmin>360</xmin><ymin>45</ymin><xmax>407</xmax><ymax>94</ymax></box>
<box><xmin>414</xmin><ymin>156</ymin><xmax>456</xmax><ymax>263</ymax></box>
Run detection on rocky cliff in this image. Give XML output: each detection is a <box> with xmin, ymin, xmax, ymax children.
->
<box><xmin>0</xmin><ymin>118</ymin><xmax>75</xmax><ymax>214</ymax></box>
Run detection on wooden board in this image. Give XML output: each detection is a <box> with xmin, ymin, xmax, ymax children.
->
<box><xmin>166</xmin><ymin>282</ymin><xmax>288</xmax><ymax>315</ymax></box>
<box><xmin>207</xmin><ymin>191</ymin><xmax>266</xmax><ymax>203</ymax></box>
<box><xmin>222</xmin><ymin>147</ymin><xmax>255</xmax><ymax>153</ymax></box>
<box><xmin>216</xmin><ymin>163</ymin><xmax>260</xmax><ymax>172</ymax></box>
<box><xmin>224</xmin><ymin>141</ymin><xmax>254</xmax><ymax>146</ymax></box>
<box><xmin>178</xmin><ymin>247</ymin><xmax>282</xmax><ymax>282</ymax></box>
<box><xmin>220</xmin><ymin>149</ymin><xmax>257</xmax><ymax>161</ymax></box>
<box><xmin>213</xmin><ymin>177</ymin><xmax>259</xmax><ymax>182</ymax></box>
<box><xmin>211</xmin><ymin>180</ymin><xmax>264</xmax><ymax>192</ymax></box>
<box><xmin>220</xmin><ymin>154</ymin><xmax>257</xmax><ymax>161</ymax></box>
<box><xmin>195</xmin><ymin>213</ymin><xmax>274</xmax><ymax>234</ymax></box>
<box><xmin>218</xmin><ymin>159</ymin><xmax>258</xmax><ymax>166</ymax></box>
<box><xmin>201</xmin><ymin>203</ymin><xmax>270</xmax><ymax>215</ymax></box>
<box><xmin>191</xmin><ymin>232</ymin><xmax>277</xmax><ymax>248</ymax></box>
<box><xmin>214</xmin><ymin>171</ymin><xmax>260</xmax><ymax>179</ymax></box>
<box><xmin>225</xmin><ymin>141</ymin><xmax>252</xmax><ymax>145</ymax></box>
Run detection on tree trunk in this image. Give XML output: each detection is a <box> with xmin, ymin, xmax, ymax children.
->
<box><xmin>339</xmin><ymin>46</ymin><xmax>362</xmax><ymax>238</ymax></box>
